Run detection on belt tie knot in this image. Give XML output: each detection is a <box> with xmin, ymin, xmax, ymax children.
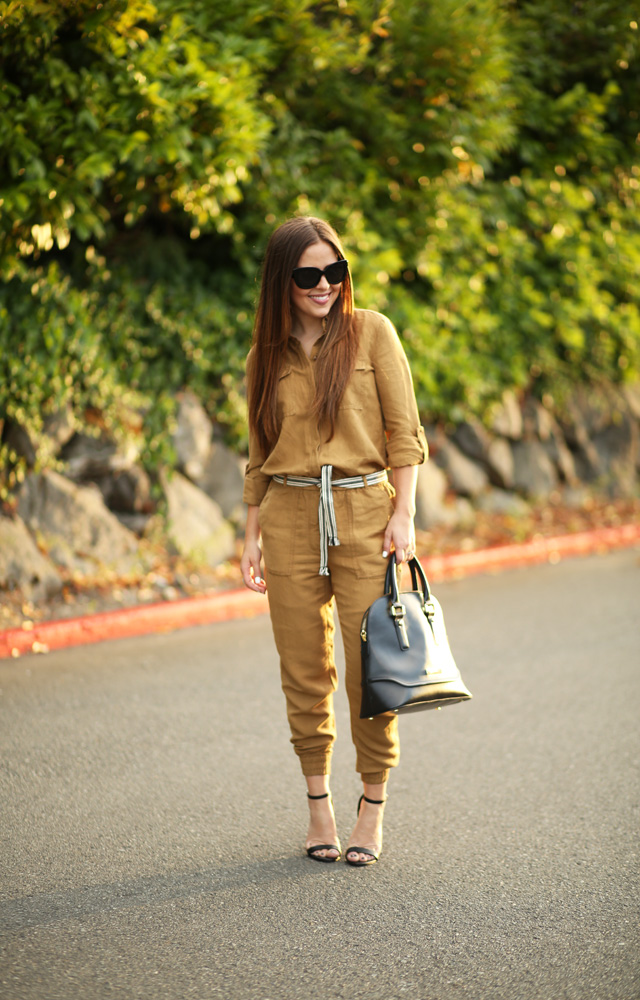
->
<box><xmin>272</xmin><ymin>465</ymin><xmax>388</xmax><ymax>575</ymax></box>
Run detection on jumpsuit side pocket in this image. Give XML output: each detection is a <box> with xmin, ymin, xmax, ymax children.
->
<box><xmin>349</xmin><ymin>483</ymin><xmax>396</xmax><ymax>581</ymax></box>
<box><xmin>259</xmin><ymin>483</ymin><xmax>299</xmax><ymax>577</ymax></box>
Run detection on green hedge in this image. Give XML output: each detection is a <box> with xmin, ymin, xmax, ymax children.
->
<box><xmin>1</xmin><ymin>0</ymin><xmax>638</xmax><ymax>495</ymax></box>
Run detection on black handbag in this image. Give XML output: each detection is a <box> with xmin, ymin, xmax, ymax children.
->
<box><xmin>359</xmin><ymin>553</ymin><xmax>472</xmax><ymax>718</ymax></box>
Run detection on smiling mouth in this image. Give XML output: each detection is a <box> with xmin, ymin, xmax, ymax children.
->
<box><xmin>309</xmin><ymin>292</ymin><xmax>331</xmax><ymax>303</ymax></box>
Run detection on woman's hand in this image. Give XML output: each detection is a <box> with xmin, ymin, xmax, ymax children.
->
<box><xmin>241</xmin><ymin>505</ymin><xmax>267</xmax><ymax>593</ymax></box>
<box><xmin>241</xmin><ymin>541</ymin><xmax>267</xmax><ymax>593</ymax></box>
<box><xmin>382</xmin><ymin>510</ymin><xmax>416</xmax><ymax>563</ymax></box>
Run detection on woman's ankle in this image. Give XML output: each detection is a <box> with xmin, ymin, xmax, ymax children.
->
<box><xmin>306</xmin><ymin>774</ymin><xmax>331</xmax><ymax>799</ymax></box>
<box><xmin>362</xmin><ymin>780</ymin><xmax>388</xmax><ymax>804</ymax></box>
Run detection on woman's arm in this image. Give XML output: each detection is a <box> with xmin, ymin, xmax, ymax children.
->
<box><xmin>382</xmin><ymin>465</ymin><xmax>418</xmax><ymax>562</ymax></box>
<box><xmin>241</xmin><ymin>505</ymin><xmax>267</xmax><ymax>593</ymax></box>
<box><xmin>368</xmin><ymin>313</ymin><xmax>428</xmax><ymax>472</ymax></box>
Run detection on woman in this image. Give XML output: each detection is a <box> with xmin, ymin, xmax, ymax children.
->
<box><xmin>241</xmin><ymin>217</ymin><xmax>427</xmax><ymax>866</ymax></box>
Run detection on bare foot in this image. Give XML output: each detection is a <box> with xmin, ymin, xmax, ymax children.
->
<box><xmin>346</xmin><ymin>796</ymin><xmax>386</xmax><ymax>864</ymax></box>
<box><xmin>306</xmin><ymin>793</ymin><xmax>341</xmax><ymax>861</ymax></box>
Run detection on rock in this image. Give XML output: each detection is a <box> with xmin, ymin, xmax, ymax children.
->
<box><xmin>511</xmin><ymin>440</ymin><xmax>558</xmax><ymax>497</ymax></box>
<box><xmin>563</xmin><ymin>385</ymin><xmax>615</xmax><ymax>438</ymax></box>
<box><xmin>98</xmin><ymin>465</ymin><xmax>153</xmax><ymax>513</ymax></box>
<box><xmin>569</xmin><ymin>438</ymin><xmax>603</xmax><ymax>483</ymax></box>
<box><xmin>543</xmin><ymin>425</ymin><xmax>578</xmax><ymax>485</ymax></box>
<box><xmin>0</xmin><ymin>515</ymin><xmax>62</xmax><ymax>601</ymax></box>
<box><xmin>61</xmin><ymin>433</ymin><xmax>139</xmax><ymax>480</ymax></box>
<box><xmin>560</xmin><ymin>386</ymin><xmax>639</xmax><ymax>489</ymax></box>
<box><xmin>485</xmin><ymin>438</ymin><xmax>515</xmax><ymax>489</ymax></box>
<box><xmin>520</xmin><ymin>402</ymin><xmax>578</xmax><ymax>484</ymax></box>
<box><xmin>622</xmin><ymin>382</ymin><xmax>640</xmax><ymax>421</ymax></box>
<box><xmin>197</xmin><ymin>441</ymin><xmax>246</xmax><ymax>523</ymax></box>
<box><xmin>161</xmin><ymin>470</ymin><xmax>235</xmax><ymax>567</ymax></box>
<box><xmin>17</xmin><ymin>469</ymin><xmax>142</xmax><ymax>576</ymax></box>
<box><xmin>4</xmin><ymin>421</ymin><xmax>36</xmax><ymax>466</ymax></box>
<box><xmin>593</xmin><ymin>412</ymin><xmax>638</xmax><ymax>496</ymax></box>
<box><xmin>174</xmin><ymin>392</ymin><xmax>213</xmax><ymax>482</ymax></box>
<box><xmin>476</xmin><ymin>488</ymin><xmax>532</xmax><ymax>516</ymax></box>
<box><xmin>558</xmin><ymin>412</ymin><xmax>599</xmax><ymax>477</ymax></box>
<box><xmin>453</xmin><ymin>420</ymin><xmax>492</xmax><ymax>463</ymax></box>
<box><xmin>434</xmin><ymin>440</ymin><xmax>489</xmax><ymax>498</ymax></box>
<box><xmin>414</xmin><ymin>460</ymin><xmax>449</xmax><ymax>530</ymax></box>
<box><xmin>489</xmin><ymin>391</ymin><xmax>523</xmax><ymax>440</ymax></box>
<box><xmin>114</xmin><ymin>512</ymin><xmax>153</xmax><ymax>536</ymax></box>
<box><xmin>452</xmin><ymin>419</ymin><xmax>514</xmax><ymax>488</ymax></box>
<box><xmin>41</xmin><ymin>408</ymin><xmax>75</xmax><ymax>456</ymax></box>
<box><xmin>60</xmin><ymin>434</ymin><xmax>152</xmax><ymax>514</ymax></box>
<box><xmin>522</xmin><ymin>398</ymin><xmax>555</xmax><ymax>441</ymax></box>
<box><xmin>1</xmin><ymin>412</ymin><xmax>76</xmax><ymax>470</ymax></box>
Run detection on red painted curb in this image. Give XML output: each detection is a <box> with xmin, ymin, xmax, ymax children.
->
<box><xmin>423</xmin><ymin>522</ymin><xmax>640</xmax><ymax>579</ymax></box>
<box><xmin>1</xmin><ymin>523</ymin><xmax>638</xmax><ymax>660</ymax></box>
<box><xmin>0</xmin><ymin>589</ymin><xmax>268</xmax><ymax>660</ymax></box>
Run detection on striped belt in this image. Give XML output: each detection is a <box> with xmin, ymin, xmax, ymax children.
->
<box><xmin>272</xmin><ymin>465</ymin><xmax>388</xmax><ymax>576</ymax></box>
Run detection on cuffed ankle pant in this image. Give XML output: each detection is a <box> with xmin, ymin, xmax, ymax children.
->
<box><xmin>259</xmin><ymin>477</ymin><xmax>399</xmax><ymax>783</ymax></box>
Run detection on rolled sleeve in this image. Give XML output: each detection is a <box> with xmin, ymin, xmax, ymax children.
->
<box><xmin>371</xmin><ymin>313</ymin><xmax>428</xmax><ymax>468</ymax></box>
<box><xmin>387</xmin><ymin>424</ymin><xmax>429</xmax><ymax>469</ymax></box>
<box><xmin>243</xmin><ymin>456</ymin><xmax>270</xmax><ymax>506</ymax></box>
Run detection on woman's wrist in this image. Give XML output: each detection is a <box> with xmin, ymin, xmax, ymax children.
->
<box><xmin>244</xmin><ymin>505</ymin><xmax>261</xmax><ymax>546</ymax></box>
<box><xmin>391</xmin><ymin>502</ymin><xmax>416</xmax><ymax>518</ymax></box>
<box><xmin>391</xmin><ymin>466</ymin><xmax>418</xmax><ymax>519</ymax></box>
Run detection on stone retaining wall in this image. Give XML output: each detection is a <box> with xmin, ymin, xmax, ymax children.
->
<box><xmin>1</xmin><ymin>384</ymin><xmax>638</xmax><ymax>602</ymax></box>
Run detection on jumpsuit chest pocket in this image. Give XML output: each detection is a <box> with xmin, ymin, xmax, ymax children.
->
<box><xmin>340</xmin><ymin>361</ymin><xmax>376</xmax><ymax>411</ymax></box>
<box><xmin>276</xmin><ymin>367</ymin><xmax>313</xmax><ymax>419</ymax></box>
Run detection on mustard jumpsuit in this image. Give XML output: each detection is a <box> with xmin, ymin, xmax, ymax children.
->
<box><xmin>243</xmin><ymin>309</ymin><xmax>427</xmax><ymax>783</ymax></box>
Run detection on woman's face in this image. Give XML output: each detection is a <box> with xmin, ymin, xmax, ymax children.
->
<box><xmin>289</xmin><ymin>240</ymin><xmax>342</xmax><ymax>327</ymax></box>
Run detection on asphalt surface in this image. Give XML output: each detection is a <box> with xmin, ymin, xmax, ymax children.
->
<box><xmin>1</xmin><ymin>549</ymin><xmax>639</xmax><ymax>1000</ymax></box>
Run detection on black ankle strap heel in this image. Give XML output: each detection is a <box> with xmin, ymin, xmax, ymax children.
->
<box><xmin>346</xmin><ymin>795</ymin><xmax>387</xmax><ymax>867</ymax></box>
<box><xmin>305</xmin><ymin>792</ymin><xmax>341</xmax><ymax>863</ymax></box>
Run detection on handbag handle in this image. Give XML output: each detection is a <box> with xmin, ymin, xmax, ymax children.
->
<box><xmin>384</xmin><ymin>553</ymin><xmax>410</xmax><ymax>649</ymax></box>
<box><xmin>407</xmin><ymin>554</ymin><xmax>432</xmax><ymax>603</ymax></box>
<box><xmin>385</xmin><ymin>551</ymin><xmax>432</xmax><ymax>605</ymax></box>
<box><xmin>383</xmin><ymin>552</ymin><xmax>435</xmax><ymax>651</ymax></box>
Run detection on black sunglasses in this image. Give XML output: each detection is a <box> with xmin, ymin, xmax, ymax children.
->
<box><xmin>291</xmin><ymin>259</ymin><xmax>349</xmax><ymax>289</ymax></box>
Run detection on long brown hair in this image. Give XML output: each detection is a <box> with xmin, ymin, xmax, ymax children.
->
<box><xmin>247</xmin><ymin>216</ymin><xmax>358</xmax><ymax>456</ymax></box>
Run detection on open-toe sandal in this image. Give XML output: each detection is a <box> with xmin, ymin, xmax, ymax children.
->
<box><xmin>345</xmin><ymin>794</ymin><xmax>386</xmax><ymax>867</ymax></box>
<box><xmin>306</xmin><ymin>792</ymin><xmax>341</xmax><ymax>863</ymax></box>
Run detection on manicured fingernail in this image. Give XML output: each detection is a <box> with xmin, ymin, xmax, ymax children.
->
<box><xmin>382</xmin><ymin>551</ymin><xmax>388</xmax><ymax>558</ymax></box>
<box><xmin>255</xmin><ymin>577</ymin><xmax>262</xmax><ymax>584</ymax></box>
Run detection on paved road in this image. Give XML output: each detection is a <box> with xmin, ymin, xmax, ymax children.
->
<box><xmin>1</xmin><ymin>549</ymin><xmax>639</xmax><ymax>1000</ymax></box>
